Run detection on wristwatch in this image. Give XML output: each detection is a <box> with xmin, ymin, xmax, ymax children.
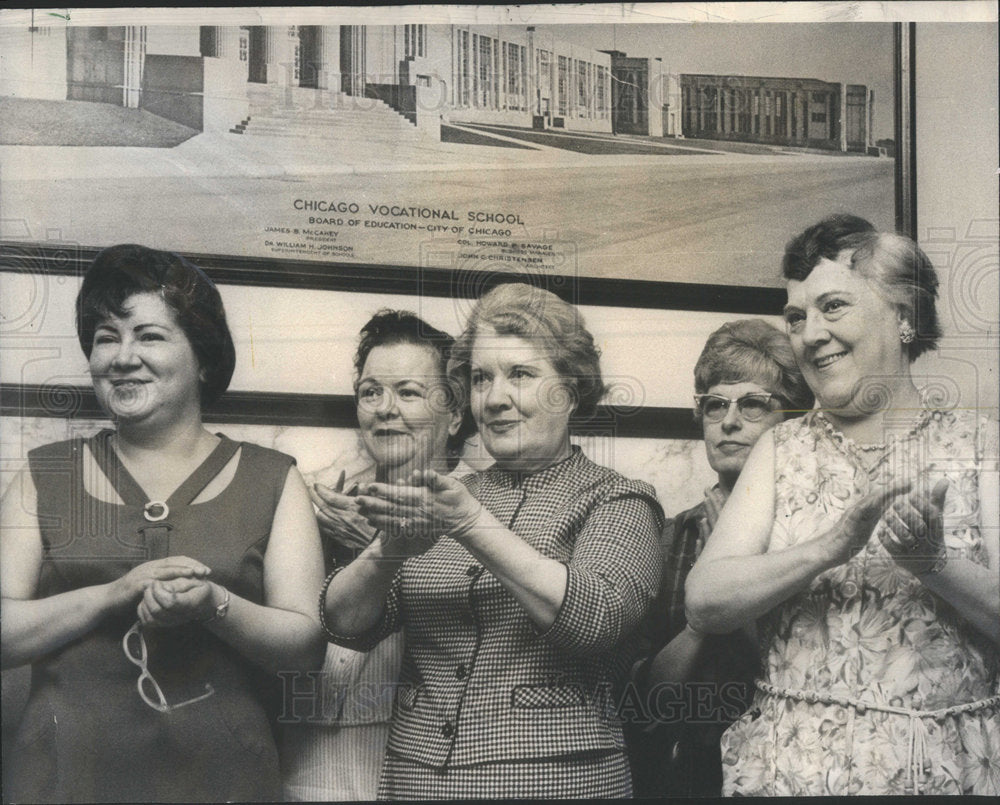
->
<box><xmin>204</xmin><ymin>585</ymin><xmax>231</xmax><ymax>623</ymax></box>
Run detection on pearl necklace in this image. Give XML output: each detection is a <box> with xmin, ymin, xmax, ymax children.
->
<box><xmin>815</xmin><ymin>408</ymin><xmax>935</xmax><ymax>484</ymax></box>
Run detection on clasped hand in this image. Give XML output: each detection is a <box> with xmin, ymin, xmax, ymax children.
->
<box><xmin>827</xmin><ymin>478</ymin><xmax>949</xmax><ymax>575</ymax></box>
<box><xmin>356</xmin><ymin>470</ymin><xmax>484</xmax><ymax>559</ymax></box>
<box><xmin>108</xmin><ymin>556</ymin><xmax>219</xmax><ymax>627</ymax></box>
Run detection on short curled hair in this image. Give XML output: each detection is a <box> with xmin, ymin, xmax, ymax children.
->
<box><xmin>354</xmin><ymin>309</ymin><xmax>475</xmax><ymax>451</ymax></box>
<box><xmin>76</xmin><ymin>244</ymin><xmax>236</xmax><ymax>405</ymax></box>
<box><xmin>694</xmin><ymin>319</ymin><xmax>814</xmax><ymax>418</ymax></box>
<box><xmin>449</xmin><ymin>282</ymin><xmax>605</xmax><ymax>419</ymax></box>
<box><xmin>782</xmin><ymin>214</ymin><xmax>877</xmax><ymax>280</ymax></box>
<box><xmin>847</xmin><ymin>232</ymin><xmax>942</xmax><ymax>361</ymax></box>
<box><xmin>783</xmin><ymin>216</ymin><xmax>941</xmax><ymax>361</ymax></box>
<box><xmin>354</xmin><ymin>309</ymin><xmax>455</xmax><ymax>382</ymax></box>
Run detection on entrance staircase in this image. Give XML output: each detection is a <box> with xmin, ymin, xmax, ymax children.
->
<box><xmin>230</xmin><ymin>85</ymin><xmax>424</xmax><ymax>143</ymax></box>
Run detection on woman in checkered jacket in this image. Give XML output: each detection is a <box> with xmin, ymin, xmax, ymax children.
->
<box><xmin>319</xmin><ymin>282</ymin><xmax>664</xmax><ymax>798</ymax></box>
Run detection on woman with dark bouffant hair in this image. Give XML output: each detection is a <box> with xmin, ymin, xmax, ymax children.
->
<box><xmin>281</xmin><ymin>309</ymin><xmax>473</xmax><ymax>802</ymax></box>
<box><xmin>319</xmin><ymin>282</ymin><xmax>664</xmax><ymax>798</ymax></box>
<box><xmin>687</xmin><ymin>217</ymin><xmax>999</xmax><ymax>796</ymax></box>
<box><xmin>1</xmin><ymin>244</ymin><xmax>324</xmax><ymax>803</ymax></box>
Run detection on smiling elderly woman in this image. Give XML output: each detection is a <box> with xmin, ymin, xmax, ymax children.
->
<box><xmin>1</xmin><ymin>245</ymin><xmax>324</xmax><ymax>803</ymax></box>
<box><xmin>319</xmin><ymin>282</ymin><xmax>664</xmax><ymax>799</ymax></box>
<box><xmin>685</xmin><ymin>216</ymin><xmax>1000</xmax><ymax>796</ymax></box>
<box><xmin>281</xmin><ymin>310</ymin><xmax>472</xmax><ymax>802</ymax></box>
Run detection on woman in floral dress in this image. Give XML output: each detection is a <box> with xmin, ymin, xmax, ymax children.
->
<box><xmin>686</xmin><ymin>215</ymin><xmax>999</xmax><ymax>796</ymax></box>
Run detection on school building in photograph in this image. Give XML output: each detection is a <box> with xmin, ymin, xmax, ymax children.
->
<box><xmin>678</xmin><ymin>73</ymin><xmax>876</xmax><ymax>152</ymax></box>
<box><xmin>2</xmin><ymin>22</ymin><xmax>872</xmax><ymax>151</ymax></box>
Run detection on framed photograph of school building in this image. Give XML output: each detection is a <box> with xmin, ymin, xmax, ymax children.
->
<box><xmin>3</xmin><ymin>4</ymin><xmax>994</xmax><ymax>454</ymax></box>
<box><xmin>1</xmin><ymin>10</ymin><xmax>904</xmax><ymax>312</ymax></box>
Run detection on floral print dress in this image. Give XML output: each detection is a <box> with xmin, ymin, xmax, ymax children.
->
<box><xmin>720</xmin><ymin>407</ymin><xmax>1000</xmax><ymax>796</ymax></box>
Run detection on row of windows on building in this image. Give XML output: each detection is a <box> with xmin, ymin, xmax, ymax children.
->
<box><xmin>198</xmin><ymin>24</ymin><xmax>611</xmax><ymax>122</ymax></box>
<box><xmin>681</xmin><ymin>84</ymin><xmax>836</xmax><ymax>139</ymax></box>
<box><xmin>452</xmin><ymin>30</ymin><xmax>609</xmax><ymax>119</ymax></box>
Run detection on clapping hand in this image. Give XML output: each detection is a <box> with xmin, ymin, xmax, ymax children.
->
<box><xmin>879</xmin><ymin>479</ymin><xmax>949</xmax><ymax>575</ymax></box>
<box><xmin>824</xmin><ymin>480</ymin><xmax>913</xmax><ymax>568</ymax></box>
<box><xmin>311</xmin><ymin>470</ymin><xmax>376</xmax><ymax>552</ymax></box>
<box><xmin>356</xmin><ymin>470</ymin><xmax>484</xmax><ymax>558</ymax></box>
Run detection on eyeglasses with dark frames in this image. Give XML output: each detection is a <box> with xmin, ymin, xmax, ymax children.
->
<box><xmin>694</xmin><ymin>392</ymin><xmax>783</xmax><ymax>423</ymax></box>
<box><xmin>123</xmin><ymin>620</ymin><xmax>214</xmax><ymax>713</ymax></box>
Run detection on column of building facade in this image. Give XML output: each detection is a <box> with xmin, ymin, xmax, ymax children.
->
<box><xmin>122</xmin><ymin>26</ymin><xmax>145</xmax><ymax>108</ymax></box>
<box><xmin>469</xmin><ymin>31</ymin><xmax>478</xmax><ymax>108</ymax></box>
<box><xmin>594</xmin><ymin>62</ymin><xmax>600</xmax><ymax>120</ymax></box>
<box><xmin>314</xmin><ymin>26</ymin><xmax>340</xmax><ymax>92</ymax></box>
<box><xmin>525</xmin><ymin>28</ymin><xmax>536</xmax><ymax>118</ymax></box>
<box><xmin>498</xmin><ymin>33</ymin><xmax>505</xmax><ymax>112</ymax></box>
<box><xmin>214</xmin><ymin>25</ymin><xmax>248</xmax><ymax>85</ymax></box>
<box><xmin>453</xmin><ymin>27</ymin><xmax>463</xmax><ymax>110</ymax></box>
<box><xmin>602</xmin><ymin>66</ymin><xmax>610</xmax><ymax>122</ymax></box>
<box><xmin>490</xmin><ymin>34</ymin><xmax>498</xmax><ymax>110</ymax></box>
<box><xmin>263</xmin><ymin>25</ymin><xmax>297</xmax><ymax>85</ymax></box>
<box><xmin>565</xmin><ymin>55</ymin><xmax>573</xmax><ymax>121</ymax></box>
<box><xmin>867</xmin><ymin>89</ymin><xmax>875</xmax><ymax>149</ymax></box>
<box><xmin>586</xmin><ymin>61</ymin><xmax>593</xmax><ymax>120</ymax></box>
<box><xmin>838</xmin><ymin>83</ymin><xmax>848</xmax><ymax>151</ymax></box>
<box><xmin>212</xmin><ymin>26</ymin><xmax>242</xmax><ymax>59</ymax></box>
<box><xmin>548</xmin><ymin>48</ymin><xmax>556</xmax><ymax>118</ymax></box>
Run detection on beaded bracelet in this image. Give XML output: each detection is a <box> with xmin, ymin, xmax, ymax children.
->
<box><xmin>317</xmin><ymin>566</ymin><xmax>345</xmax><ymax>641</ymax></box>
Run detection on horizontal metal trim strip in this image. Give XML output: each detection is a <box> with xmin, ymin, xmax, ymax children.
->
<box><xmin>0</xmin><ymin>241</ymin><xmax>785</xmax><ymax>315</ymax></box>
<box><xmin>0</xmin><ymin>383</ymin><xmax>701</xmax><ymax>440</ymax></box>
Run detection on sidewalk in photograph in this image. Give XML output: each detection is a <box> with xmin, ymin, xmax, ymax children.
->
<box><xmin>0</xmin><ymin>94</ymin><xmax>877</xmax><ymax>186</ymax></box>
<box><xmin>1</xmin><ymin>126</ymin><xmax>868</xmax><ymax>184</ymax></box>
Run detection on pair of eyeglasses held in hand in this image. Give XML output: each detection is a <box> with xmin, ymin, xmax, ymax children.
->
<box><xmin>694</xmin><ymin>392</ymin><xmax>783</xmax><ymax>423</ymax></box>
<box><xmin>123</xmin><ymin>621</ymin><xmax>214</xmax><ymax>712</ymax></box>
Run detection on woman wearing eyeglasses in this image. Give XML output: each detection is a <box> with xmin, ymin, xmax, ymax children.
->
<box><xmin>1</xmin><ymin>245</ymin><xmax>324</xmax><ymax>803</ymax></box>
<box><xmin>686</xmin><ymin>216</ymin><xmax>1000</xmax><ymax>796</ymax></box>
<box><xmin>627</xmin><ymin>318</ymin><xmax>813</xmax><ymax>797</ymax></box>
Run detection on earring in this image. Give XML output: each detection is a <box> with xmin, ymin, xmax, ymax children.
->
<box><xmin>899</xmin><ymin>321</ymin><xmax>916</xmax><ymax>344</ymax></box>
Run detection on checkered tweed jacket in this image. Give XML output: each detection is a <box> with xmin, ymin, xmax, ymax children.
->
<box><xmin>331</xmin><ymin>447</ymin><xmax>664</xmax><ymax>769</ymax></box>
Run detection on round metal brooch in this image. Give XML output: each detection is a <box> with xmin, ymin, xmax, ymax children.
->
<box><xmin>143</xmin><ymin>501</ymin><xmax>169</xmax><ymax>522</ymax></box>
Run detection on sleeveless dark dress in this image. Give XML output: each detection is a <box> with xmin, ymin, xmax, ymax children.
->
<box><xmin>7</xmin><ymin>430</ymin><xmax>294</xmax><ymax>803</ymax></box>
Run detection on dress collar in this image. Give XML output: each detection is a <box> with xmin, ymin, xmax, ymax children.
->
<box><xmin>486</xmin><ymin>445</ymin><xmax>584</xmax><ymax>490</ymax></box>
